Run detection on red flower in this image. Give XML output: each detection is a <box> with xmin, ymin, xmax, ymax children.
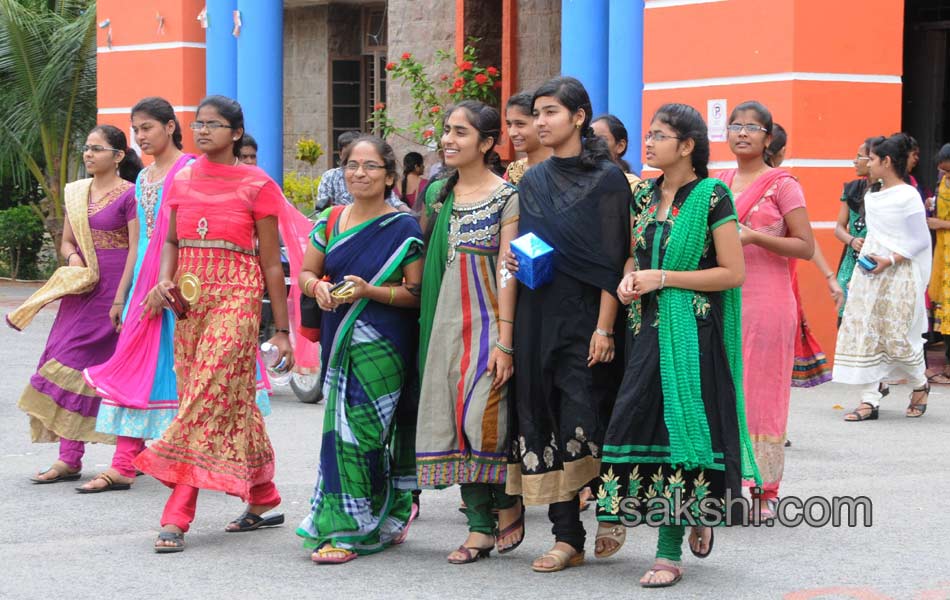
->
<box><xmin>429</xmin><ymin>105</ymin><xmax>441</xmax><ymax>114</ymax></box>
<box><xmin>423</xmin><ymin>129</ymin><xmax>434</xmax><ymax>139</ymax></box>
<box><xmin>374</xmin><ymin>102</ymin><xmax>386</xmax><ymax>111</ymax></box>
<box><xmin>440</xmin><ymin>74</ymin><xmax>449</xmax><ymax>81</ymax></box>
<box><xmin>486</xmin><ymin>66</ymin><xmax>498</xmax><ymax>77</ymax></box>
<box><xmin>448</xmin><ymin>87</ymin><xmax>458</xmax><ymax>95</ymax></box>
<box><xmin>459</xmin><ymin>61</ymin><xmax>473</xmax><ymax>71</ymax></box>
<box><xmin>401</xmin><ymin>52</ymin><xmax>412</xmax><ymax>60</ymax></box>
<box><xmin>453</xmin><ymin>77</ymin><xmax>465</xmax><ymax>89</ymax></box>
<box><xmin>475</xmin><ymin>73</ymin><xmax>489</xmax><ymax>85</ymax></box>
<box><xmin>385</xmin><ymin>62</ymin><xmax>396</xmax><ymax>71</ymax></box>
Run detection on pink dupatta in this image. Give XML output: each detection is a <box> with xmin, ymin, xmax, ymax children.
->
<box><xmin>84</xmin><ymin>154</ymin><xmax>194</xmax><ymax>409</ymax></box>
<box><xmin>719</xmin><ymin>167</ymin><xmax>795</xmax><ymax>224</ymax></box>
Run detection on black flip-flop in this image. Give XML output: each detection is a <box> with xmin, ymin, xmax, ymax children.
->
<box><xmin>75</xmin><ymin>472</ymin><xmax>131</xmax><ymax>494</ymax></box>
<box><xmin>30</xmin><ymin>466</ymin><xmax>81</xmax><ymax>484</ymax></box>
<box><xmin>154</xmin><ymin>531</ymin><xmax>185</xmax><ymax>553</ymax></box>
<box><xmin>225</xmin><ymin>511</ymin><xmax>285</xmax><ymax>532</ymax></box>
<box><xmin>689</xmin><ymin>527</ymin><xmax>714</xmax><ymax>559</ymax></box>
<box><xmin>496</xmin><ymin>504</ymin><xmax>525</xmax><ymax>554</ymax></box>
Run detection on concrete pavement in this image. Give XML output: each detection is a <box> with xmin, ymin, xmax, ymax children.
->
<box><xmin>1</xmin><ymin>282</ymin><xmax>948</xmax><ymax>600</ymax></box>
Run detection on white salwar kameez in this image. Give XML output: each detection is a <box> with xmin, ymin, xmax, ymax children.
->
<box><xmin>833</xmin><ymin>183</ymin><xmax>931</xmax><ymax>401</ymax></box>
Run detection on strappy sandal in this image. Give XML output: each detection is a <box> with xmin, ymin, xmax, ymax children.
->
<box><xmin>496</xmin><ymin>503</ymin><xmax>525</xmax><ymax>554</ymax></box>
<box><xmin>688</xmin><ymin>526</ymin><xmax>714</xmax><ymax>559</ymax></box>
<box><xmin>844</xmin><ymin>402</ymin><xmax>879</xmax><ymax>422</ymax></box>
<box><xmin>75</xmin><ymin>471</ymin><xmax>132</xmax><ymax>494</ymax></box>
<box><xmin>30</xmin><ymin>460</ymin><xmax>81</xmax><ymax>484</ymax></box>
<box><xmin>927</xmin><ymin>368</ymin><xmax>950</xmax><ymax>384</ymax></box>
<box><xmin>531</xmin><ymin>548</ymin><xmax>585</xmax><ymax>573</ymax></box>
<box><xmin>878</xmin><ymin>382</ymin><xmax>890</xmax><ymax>398</ymax></box>
<box><xmin>154</xmin><ymin>531</ymin><xmax>185</xmax><ymax>554</ymax></box>
<box><xmin>225</xmin><ymin>511</ymin><xmax>284</xmax><ymax>532</ymax></box>
<box><xmin>640</xmin><ymin>562</ymin><xmax>683</xmax><ymax>588</ymax></box>
<box><xmin>594</xmin><ymin>523</ymin><xmax>626</xmax><ymax>559</ymax></box>
<box><xmin>906</xmin><ymin>383</ymin><xmax>929</xmax><ymax>418</ymax></box>
<box><xmin>447</xmin><ymin>544</ymin><xmax>493</xmax><ymax>564</ymax></box>
<box><xmin>312</xmin><ymin>544</ymin><xmax>357</xmax><ymax>564</ymax></box>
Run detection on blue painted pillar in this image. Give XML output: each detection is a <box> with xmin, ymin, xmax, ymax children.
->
<box><xmin>205</xmin><ymin>0</ymin><xmax>237</xmax><ymax>98</ymax></box>
<box><xmin>236</xmin><ymin>0</ymin><xmax>283</xmax><ymax>182</ymax></box>
<box><xmin>608</xmin><ymin>0</ymin><xmax>645</xmax><ymax>174</ymax></box>
<box><xmin>561</xmin><ymin>0</ymin><xmax>609</xmax><ymax>117</ymax></box>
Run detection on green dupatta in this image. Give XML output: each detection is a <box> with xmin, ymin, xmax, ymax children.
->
<box><xmin>650</xmin><ymin>177</ymin><xmax>761</xmax><ymax>484</ymax></box>
<box><xmin>418</xmin><ymin>178</ymin><xmax>453</xmax><ymax>380</ymax></box>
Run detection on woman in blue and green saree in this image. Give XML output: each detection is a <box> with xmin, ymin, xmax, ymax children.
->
<box><xmin>296</xmin><ymin>136</ymin><xmax>424</xmax><ymax>564</ymax></box>
<box><xmin>594</xmin><ymin>104</ymin><xmax>760</xmax><ymax>588</ymax></box>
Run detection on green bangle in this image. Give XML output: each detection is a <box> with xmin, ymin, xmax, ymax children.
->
<box><xmin>495</xmin><ymin>341</ymin><xmax>513</xmax><ymax>355</ymax></box>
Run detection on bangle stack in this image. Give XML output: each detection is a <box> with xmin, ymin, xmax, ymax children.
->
<box><xmin>595</xmin><ymin>328</ymin><xmax>614</xmax><ymax>338</ymax></box>
<box><xmin>659</xmin><ymin>270</ymin><xmax>667</xmax><ymax>290</ymax></box>
<box><xmin>388</xmin><ymin>286</ymin><xmax>396</xmax><ymax>305</ymax></box>
<box><xmin>495</xmin><ymin>341</ymin><xmax>513</xmax><ymax>355</ymax></box>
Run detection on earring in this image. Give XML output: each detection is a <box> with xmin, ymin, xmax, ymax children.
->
<box><xmin>233</xmin><ymin>137</ymin><xmax>239</xmax><ymax>141</ymax></box>
<box><xmin>574</xmin><ymin>123</ymin><xmax>582</xmax><ymax>130</ymax></box>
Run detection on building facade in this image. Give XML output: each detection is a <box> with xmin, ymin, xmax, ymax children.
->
<box><xmin>95</xmin><ymin>0</ymin><xmax>950</xmax><ymax>358</ymax></box>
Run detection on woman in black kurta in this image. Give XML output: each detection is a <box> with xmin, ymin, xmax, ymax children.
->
<box><xmin>504</xmin><ymin>76</ymin><xmax>630</xmax><ymax>573</ymax></box>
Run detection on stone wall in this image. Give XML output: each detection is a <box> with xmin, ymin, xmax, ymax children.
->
<box><xmin>283</xmin><ymin>5</ymin><xmax>330</xmax><ymax>173</ymax></box>
<box><xmin>386</xmin><ymin>0</ymin><xmax>457</xmax><ymax>168</ymax></box>
<box><xmin>515</xmin><ymin>0</ymin><xmax>561</xmax><ymax>94</ymax></box>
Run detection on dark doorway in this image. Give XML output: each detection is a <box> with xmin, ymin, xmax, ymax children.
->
<box><xmin>902</xmin><ymin>0</ymin><xmax>950</xmax><ymax>195</ymax></box>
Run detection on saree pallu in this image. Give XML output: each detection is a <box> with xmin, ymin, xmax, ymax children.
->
<box><xmin>297</xmin><ymin>212</ymin><xmax>423</xmax><ymax>555</ymax></box>
<box><xmin>134</xmin><ymin>246</ymin><xmax>275</xmax><ymax>499</ymax></box>
<box><xmin>930</xmin><ymin>176</ymin><xmax>950</xmax><ymax>333</ymax></box>
<box><xmin>17</xmin><ymin>182</ymin><xmax>135</xmax><ymax>444</ymax></box>
<box><xmin>790</xmin><ymin>262</ymin><xmax>832</xmax><ymax>388</ymax></box>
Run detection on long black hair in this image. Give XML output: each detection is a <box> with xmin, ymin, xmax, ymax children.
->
<box><xmin>340</xmin><ymin>134</ymin><xmax>398</xmax><ymax>197</ymax></box>
<box><xmin>651</xmin><ymin>103</ymin><xmax>710</xmax><ymax>179</ymax></box>
<box><xmin>532</xmin><ymin>76</ymin><xmax>611</xmax><ymax>169</ymax></box>
<box><xmin>765</xmin><ymin>123</ymin><xmax>787</xmax><ymax>167</ymax></box>
<box><xmin>90</xmin><ymin>124</ymin><xmax>143</xmax><ymax>183</ymax></box>
<box><xmin>433</xmin><ymin>100</ymin><xmax>501</xmax><ymax>208</ymax></box>
<box><xmin>131</xmin><ymin>96</ymin><xmax>183</xmax><ymax>150</ymax></box>
<box><xmin>197</xmin><ymin>95</ymin><xmax>244</xmax><ymax>157</ymax></box>
<box><xmin>870</xmin><ymin>133</ymin><xmax>913</xmax><ymax>179</ymax></box>
<box><xmin>400</xmin><ymin>151</ymin><xmax>424</xmax><ymax>198</ymax></box>
<box><xmin>592</xmin><ymin>113</ymin><xmax>631</xmax><ymax>172</ymax></box>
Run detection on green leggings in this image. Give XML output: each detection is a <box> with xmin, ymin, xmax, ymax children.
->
<box><xmin>460</xmin><ymin>483</ymin><xmax>518</xmax><ymax>535</ymax></box>
<box><xmin>656</xmin><ymin>524</ymin><xmax>686</xmax><ymax>562</ymax></box>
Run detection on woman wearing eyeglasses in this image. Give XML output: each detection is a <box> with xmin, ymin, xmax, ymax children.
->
<box><xmin>718</xmin><ymin>101</ymin><xmax>814</xmax><ymax>519</ymax></box>
<box><xmin>834</xmin><ymin>138</ymin><xmax>880</xmax><ymax>326</ymax></box>
<box><xmin>11</xmin><ymin>125</ymin><xmax>141</xmax><ymax>485</ymax></box>
<box><xmin>296</xmin><ymin>135</ymin><xmax>423</xmax><ymax>564</ymax></box>
<box><xmin>138</xmin><ymin>95</ymin><xmax>295</xmax><ymax>553</ymax></box>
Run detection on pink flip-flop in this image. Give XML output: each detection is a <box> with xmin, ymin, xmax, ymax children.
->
<box><xmin>392</xmin><ymin>502</ymin><xmax>419</xmax><ymax>545</ymax></box>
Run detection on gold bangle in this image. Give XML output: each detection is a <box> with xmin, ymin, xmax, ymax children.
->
<box><xmin>388</xmin><ymin>286</ymin><xmax>395</xmax><ymax>305</ymax></box>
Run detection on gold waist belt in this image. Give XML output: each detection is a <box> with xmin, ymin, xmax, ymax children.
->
<box><xmin>179</xmin><ymin>238</ymin><xmax>257</xmax><ymax>256</ymax></box>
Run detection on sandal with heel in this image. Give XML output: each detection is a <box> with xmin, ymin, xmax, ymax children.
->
<box><xmin>906</xmin><ymin>383</ymin><xmax>929</xmax><ymax>418</ymax></box>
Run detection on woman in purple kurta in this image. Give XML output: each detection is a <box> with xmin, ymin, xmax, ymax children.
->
<box><xmin>16</xmin><ymin>125</ymin><xmax>141</xmax><ymax>484</ymax></box>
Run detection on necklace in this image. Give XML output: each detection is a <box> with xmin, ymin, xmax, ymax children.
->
<box><xmin>341</xmin><ymin>203</ymin><xmax>390</xmax><ymax>232</ymax></box>
<box><xmin>454</xmin><ymin>178</ymin><xmax>496</xmax><ymax>204</ymax></box>
<box><xmin>139</xmin><ymin>166</ymin><xmax>162</xmax><ymax>238</ymax></box>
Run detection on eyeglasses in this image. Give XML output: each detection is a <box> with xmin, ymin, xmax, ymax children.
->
<box><xmin>854</xmin><ymin>155</ymin><xmax>871</xmax><ymax>162</ymax></box>
<box><xmin>344</xmin><ymin>161</ymin><xmax>386</xmax><ymax>173</ymax></box>
<box><xmin>189</xmin><ymin>121</ymin><xmax>233</xmax><ymax>131</ymax></box>
<box><xmin>82</xmin><ymin>144</ymin><xmax>119</xmax><ymax>153</ymax></box>
<box><xmin>727</xmin><ymin>124</ymin><xmax>768</xmax><ymax>134</ymax></box>
<box><xmin>643</xmin><ymin>132</ymin><xmax>681</xmax><ymax>143</ymax></box>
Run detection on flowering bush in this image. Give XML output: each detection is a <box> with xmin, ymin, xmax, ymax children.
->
<box><xmin>283</xmin><ymin>171</ymin><xmax>322</xmax><ymax>214</ymax></box>
<box><xmin>369</xmin><ymin>38</ymin><xmax>501</xmax><ymax>145</ymax></box>
<box><xmin>295</xmin><ymin>138</ymin><xmax>324</xmax><ymax>166</ymax></box>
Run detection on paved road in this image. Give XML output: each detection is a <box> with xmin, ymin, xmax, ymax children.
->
<box><xmin>1</xmin><ymin>282</ymin><xmax>948</xmax><ymax>600</ymax></box>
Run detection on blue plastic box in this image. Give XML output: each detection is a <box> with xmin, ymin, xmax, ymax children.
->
<box><xmin>510</xmin><ymin>232</ymin><xmax>555</xmax><ymax>289</ymax></box>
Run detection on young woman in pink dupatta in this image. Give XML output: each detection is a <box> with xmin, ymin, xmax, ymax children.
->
<box><xmin>718</xmin><ymin>101</ymin><xmax>814</xmax><ymax>519</ymax></box>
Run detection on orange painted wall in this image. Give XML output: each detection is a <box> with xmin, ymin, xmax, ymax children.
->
<box><xmin>96</xmin><ymin>0</ymin><xmax>206</xmax><ymax>159</ymax></box>
<box><xmin>642</xmin><ymin>0</ymin><xmax>905</xmax><ymax>362</ymax></box>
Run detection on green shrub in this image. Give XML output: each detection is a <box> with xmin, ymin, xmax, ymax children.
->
<box><xmin>0</xmin><ymin>205</ymin><xmax>45</xmax><ymax>279</ymax></box>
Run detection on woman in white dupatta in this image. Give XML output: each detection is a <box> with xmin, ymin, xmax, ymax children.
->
<box><xmin>834</xmin><ymin>133</ymin><xmax>932</xmax><ymax>420</ymax></box>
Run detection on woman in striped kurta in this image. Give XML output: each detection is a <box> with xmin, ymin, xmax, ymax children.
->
<box><xmin>417</xmin><ymin>101</ymin><xmax>523</xmax><ymax>564</ymax></box>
